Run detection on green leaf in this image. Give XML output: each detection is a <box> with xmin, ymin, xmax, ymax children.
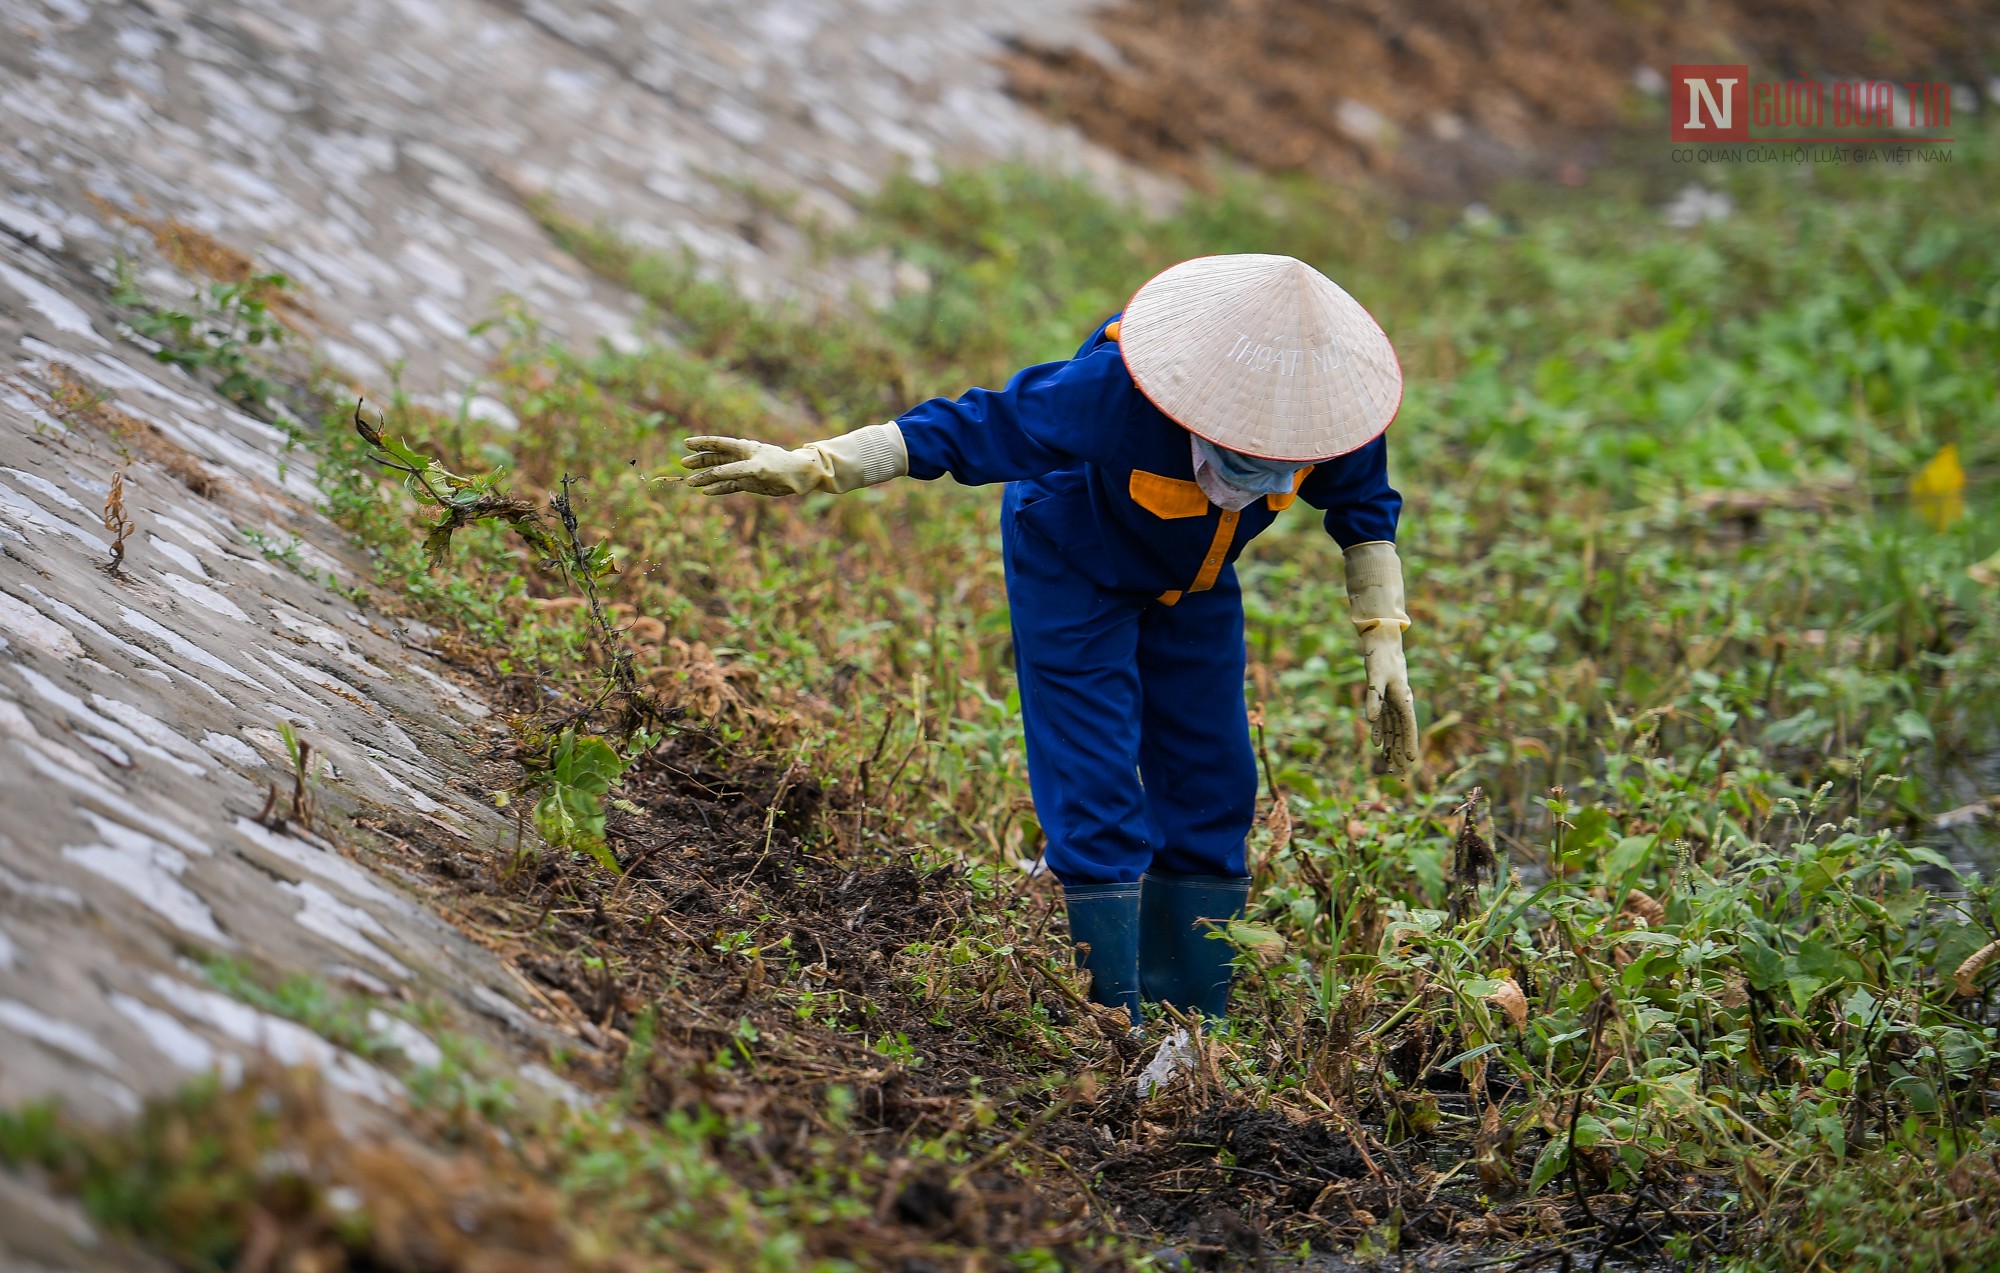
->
<box><xmin>1571</xmin><ymin>1113</ymin><xmax>1611</xmax><ymax>1148</ymax></box>
<box><xmin>380</xmin><ymin>435</ymin><xmax>431</xmax><ymax>474</ymax></box>
<box><xmin>1621</xmin><ymin>950</ymin><xmax>1665</xmax><ymax>991</ymax></box>
<box><xmin>1436</xmin><ymin>1041</ymin><xmax>1504</xmax><ymax>1071</ymax></box>
<box><xmin>531</xmin><ymin>731</ymin><xmax>636</xmax><ymax>873</ymax></box>
<box><xmin>556</xmin><ymin>734</ymin><xmax>629</xmax><ymax>794</ymax></box>
<box><xmin>1612</xmin><ymin>930</ymin><xmax>1682</xmax><ymax>947</ymax></box>
<box><xmin>576</xmin><ymin>835</ymin><xmax>622</xmax><ymax>875</ymax></box>
<box><xmin>1217</xmin><ymin>921</ymin><xmax>1287</xmax><ymax>967</ymax></box>
<box><xmin>1739</xmin><ymin>932</ymin><xmax>1786</xmax><ymax>992</ymax></box>
<box><xmin>533</xmin><ymin>787</ymin><xmax>583</xmax><ymax>848</ymax></box>
<box><xmin>1789</xmin><ymin>939</ymin><xmax>1864</xmax><ymax>984</ymax></box>
<box><xmin>1606</xmin><ymin>834</ymin><xmax>1654</xmax><ymax>882</ymax></box>
<box><xmin>1936</xmin><ymin>1027</ymin><xmax>1991</xmax><ymax>1076</ymax></box>
<box><xmin>1558</xmin><ymin>806</ymin><xmax>1613</xmax><ymax>862</ymax></box>
<box><xmin>1784</xmin><ymin>975</ymin><xmax>1826</xmax><ymax>1015</ymax></box>
<box><xmin>1932</xmin><ymin>923</ymin><xmax>1992</xmax><ymax>982</ymax></box>
<box><xmin>1891</xmin><ymin>1077</ymin><xmax>1938</xmax><ymax>1114</ymax></box>
<box><xmin>1891</xmin><ymin>709</ymin><xmax>1934</xmax><ymax>742</ymax></box>
<box><xmin>1846</xmin><ymin>892</ymin><xmax>1889</xmax><ymax>921</ymax></box>
<box><xmin>1840</xmin><ymin>986</ymin><xmax>1878</xmax><ymax>1024</ymax></box>
<box><xmin>1528</xmin><ymin>1137</ymin><xmax>1569</xmax><ymax>1194</ymax></box>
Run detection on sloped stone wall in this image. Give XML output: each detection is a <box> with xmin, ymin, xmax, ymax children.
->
<box><xmin>1</xmin><ymin>0</ymin><xmax>1118</xmax><ymax>404</ymax></box>
<box><xmin>0</xmin><ymin>229</ymin><xmax>571</xmax><ymax>1268</ymax></box>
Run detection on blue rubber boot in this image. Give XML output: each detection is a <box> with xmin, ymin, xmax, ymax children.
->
<box><xmin>1139</xmin><ymin>873</ymin><xmax>1252</xmax><ymax>1019</ymax></box>
<box><xmin>1062</xmin><ymin>882</ymin><xmax>1142</xmax><ymax>1025</ymax></box>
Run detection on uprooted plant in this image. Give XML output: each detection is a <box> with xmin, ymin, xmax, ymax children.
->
<box><xmin>350</xmin><ymin>400</ymin><xmax>672</xmax><ymax>871</ymax></box>
<box><xmin>352</xmin><ymin>398</ymin><xmax>565</xmax><ymax>572</ymax></box>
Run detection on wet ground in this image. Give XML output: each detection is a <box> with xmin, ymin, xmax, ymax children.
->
<box><xmin>377</xmin><ymin>716</ymin><xmax>1721</xmax><ymax>1270</ymax></box>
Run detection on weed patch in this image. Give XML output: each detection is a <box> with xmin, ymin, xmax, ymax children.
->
<box><xmin>111</xmin><ymin>261</ymin><xmax>295</xmax><ymax>410</ymax></box>
<box><xmin>331</xmin><ymin>131</ymin><xmax>2000</xmax><ymax>1266</ymax></box>
<box><xmin>33</xmin><ymin>127</ymin><xmax>1997</xmax><ymax>1270</ymax></box>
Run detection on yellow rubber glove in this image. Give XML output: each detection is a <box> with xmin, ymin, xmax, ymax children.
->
<box><xmin>681</xmin><ymin>424</ymin><xmax>907</xmax><ymax>496</ymax></box>
<box><xmin>1345</xmin><ymin>540</ymin><xmax>1419</xmax><ymax>773</ymax></box>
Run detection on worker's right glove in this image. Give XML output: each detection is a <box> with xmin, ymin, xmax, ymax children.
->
<box><xmin>1345</xmin><ymin>540</ymin><xmax>1419</xmax><ymax>773</ymax></box>
<box><xmin>682</xmin><ymin>423</ymin><xmax>907</xmax><ymax>496</ymax></box>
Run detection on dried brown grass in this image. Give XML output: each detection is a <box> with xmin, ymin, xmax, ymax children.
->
<box><xmin>44</xmin><ymin>362</ymin><xmax>221</xmax><ymax>497</ymax></box>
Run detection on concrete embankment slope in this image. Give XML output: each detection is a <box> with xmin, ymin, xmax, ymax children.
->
<box><xmin>1</xmin><ymin>0</ymin><xmax>1116</xmax><ymax>394</ymax></box>
<box><xmin>0</xmin><ymin>232</ymin><xmax>545</xmax><ymax>1265</ymax></box>
<box><xmin>0</xmin><ymin>1</ymin><xmax>1120</xmax><ymax>1264</ymax></box>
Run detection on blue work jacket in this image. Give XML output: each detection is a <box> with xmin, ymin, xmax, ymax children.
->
<box><xmin>895</xmin><ymin>316</ymin><xmax>1401</xmax><ymax>602</ymax></box>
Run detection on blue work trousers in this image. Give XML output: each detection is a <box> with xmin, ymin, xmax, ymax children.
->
<box><xmin>1003</xmin><ymin>487</ymin><xmax>1259</xmax><ymax>886</ymax></box>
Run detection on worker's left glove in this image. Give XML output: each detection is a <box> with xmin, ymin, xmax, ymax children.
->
<box><xmin>682</xmin><ymin>423</ymin><xmax>907</xmax><ymax>497</ymax></box>
<box><xmin>1345</xmin><ymin>540</ymin><xmax>1419</xmax><ymax>773</ymax></box>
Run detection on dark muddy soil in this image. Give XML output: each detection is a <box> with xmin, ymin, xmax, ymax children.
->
<box><xmin>357</xmin><ymin>690</ymin><xmax>1719</xmax><ymax>1269</ymax></box>
<box><xmin>1002</xmin><ymin>0</ymin><xmax>1996</xmax><ymax>196</ymax></box>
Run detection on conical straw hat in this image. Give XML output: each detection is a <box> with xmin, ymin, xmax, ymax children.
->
<box><xmin>1119</xmin><ymin>254</ymin><xmax>1402</xmax><ymax>461</ymax></box>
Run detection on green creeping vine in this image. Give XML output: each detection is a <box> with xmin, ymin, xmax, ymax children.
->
<box><xmin>112</xmin><ymin>264</ymin><xmax>293</xmax><ymax>408</ymax></box>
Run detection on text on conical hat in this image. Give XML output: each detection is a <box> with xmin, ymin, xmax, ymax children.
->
<box><xmin>1227</xmin><ymin>331</ymin><xmax>1344</xmax><ymax>376</ymax></box>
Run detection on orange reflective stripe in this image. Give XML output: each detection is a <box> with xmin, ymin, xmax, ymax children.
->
<box><xmin>1129</xmin><ymin>469</ymin><xmax>1210</xmax><ymax>519</ymax></box>
<box><xmin>1156</xmin><ymin>589</ymin><xmax>1183</xmax><ymax>606</ymax></box>
<box><xmin>1264</xmin><ymin>464</ymin><xmax>1315</xmax><ymax>511</ymax></box>
<box><xmin>1104</xmin><ymin>321</ymin><xmax>1121</xmax><ymax>341</ymax></box>
<box><xmin>1189</xmin><ymin>509</ymin><xmax>1238</xmax><ymax>593</ymax></box>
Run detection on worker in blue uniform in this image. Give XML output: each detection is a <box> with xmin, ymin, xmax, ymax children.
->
<box><xmin>680</xmin><ymin>255</ymin><xmax>1416</xmax><ymax>1027</ymax></box>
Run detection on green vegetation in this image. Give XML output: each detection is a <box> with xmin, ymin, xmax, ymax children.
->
<box><xmin>196</xmin><ymin>956</ymin><xmax>408</xmax><ymax>1065</ymax></box>
<box><xmin>111</xmin><ymin>263</ymin><xmax>295</xmax><ymax>408</ymax></box>
<box><xmin>322</xmin><ymin>132</ymin><xmax>2000</xmax><ymax>1267</ymax></box>
<box><xmin>40</xmin><ymin>132</ymin><xmax>1992</xmax><ymax>1269</ymax></box>
<box><xmin>0</xmin><ymin>996</ymin><xmax>822</xmax><ymax>1273</ymax></box>
<box><xmin>529</xmin><ymin>727</ymin><xmax>650</xmax><ymax>872</ymax></box>
<box><xmin>238</xmin><ymin>524</ymin><xmax>309</xmax><ymax>574</ymax></box>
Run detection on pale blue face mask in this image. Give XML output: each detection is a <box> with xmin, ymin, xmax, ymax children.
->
<box><xmin>1191</xmin><ymin>435</ymin><xmax>1305</xmax><ymax>497</ymax></box>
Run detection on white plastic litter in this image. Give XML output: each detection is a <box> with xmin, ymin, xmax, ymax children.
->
<box><xmin>1136</xmin><ymin>1025</ymin><xmax>1198</xmax><ymax>1097</ymax></box>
